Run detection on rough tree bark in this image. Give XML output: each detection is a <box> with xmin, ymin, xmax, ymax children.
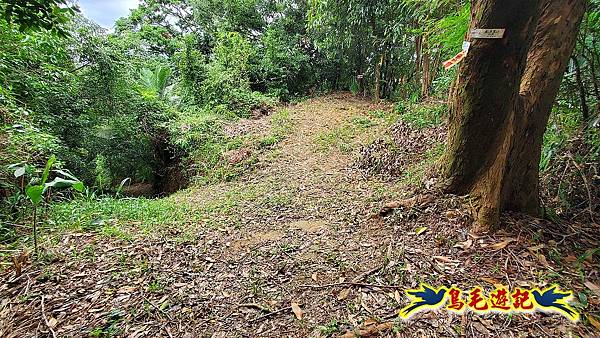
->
<box><xmin>501</xmin><ymin>0</ymin><xmax>586</xmax><ymax>215</ymax></box>
<box><xmin>444</xmin><ymin>0</ymin><xmax>542</xmax><ymax>226</ymax></box>
<box><xmin>444</xmin><ymin>0</ymin><xmax>585</xmax><ymax>232</ymax></box>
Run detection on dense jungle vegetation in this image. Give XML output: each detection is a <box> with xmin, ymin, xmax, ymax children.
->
<box><xmin>0</xmin><ymin>0</ymin><xmax>599</xmax><ymax>336</ymax></box>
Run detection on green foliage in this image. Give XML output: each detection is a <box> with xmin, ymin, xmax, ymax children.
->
<box><xmin>138</xmin><ymin>65</ymin><xmax>172</xmax><ymax>100</ymax></box>
<box><xmin>0</xmin><ymin>0</ymin><xmax>78</xmax><ymax>35</ymax></box>
<box><xmin>200</xmin><ymin>31</ymin><xmax>276</xmax><ymax>117</ymax></box>
<box><xmin>269</xmin><ymin>109</ymin><xmax>293</xmax><ymax>141</ymax></box>
<box><xmin>94</xmin><ymin>155</ymin><xmax>112</xmax><ymax>191</ymax></box>
<box><xmin>1</xmin><ymin>0</ymin><xmax>322</xmax><ymax>215</ymax></box>
<box><xmin>318</xmin><ymin>319</ymin><xmax>340</xmax><ymax>336</ymax></box>
<box><xmin>175</xmin><ymin>34</ymin><xmax>207</xmax><ymax>105</ymax></box>
<box><xmin>115</xmin><ymin>0</ymin><xmax>191</xmax><ymax>56</ymax></box>
<box><xmin>50</xmin><ymin>196</ymin><xmax>201</xmax><ymax>232</ymax></box>
<box><xmin>252</xmin><ymin>22</ymin><xmax>312</xmax><ymax>100</ymax></box>
<box><xmin>351</xmin><ymin>116</ymin><xmax>376</xmax><ymax>129</ymax></box>
<box><xmin>368</xmin><ymin>110</ymin><xmax>387</xmax><ymax>119</ymax></box>
<box><xmin>397</xmin><ymin>102</ymin><xmax>447</xmax><ymax>129</ymax></box>
<box><xmin>2</xmin><ymin>121</ymin><xmax>63</xmax><ymax>166</ymax></box>
<box><xmin>316</xmin><ymin>124</ymin><xmax>356</xmax><ymax>153</ymax></box>
<box><xmin>316</xmin><ymin>115</ymin><xmax>377</xmax><ymax>153</ymax></box>
<box><xmin>170</xmin><ymin>109</ymin><xmax>226</xmax><ymax>173</ymax></box>
<box><xmin>429</xmin><ymin>3</ymin><xmax>470</xmax><ymax>59</ymax></box>
<box><xmin>192</xmin><ymin>0</ymin><xmax>266</xmax><ymax>37</ymax></box>
<box><xmin>541</xmin><ymin>104</ymin><xmax>600</xmax><ymax>172</ymax></box>
<box><xmin>540</xmin><ymin>99</ymin><xmax>600</xmax><ymax>218</ymax></box>
<box><xmin>19</xmin><ymin>155</ymin><xmax>84</xmax><ymax>256</ymax></box>
<box><xmin>26</xmin><ymin>155</ymin><xmax>56</xmax><ymax>205</ymax></box>
<box><xmin>308</xmin><ymin>0</ymin><xmax>466</xmax><ymax>98</ymax></box>
<box><xmin>0</xmin><ymin>19</ymin><xmax>74</xmax><ymax>117</ymax></box>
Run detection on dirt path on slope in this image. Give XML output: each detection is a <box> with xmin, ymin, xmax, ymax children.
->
<box><xmin>1</xmin><ymin>93</ymin><xmax>597</xmax><ymax>338</ymax></box>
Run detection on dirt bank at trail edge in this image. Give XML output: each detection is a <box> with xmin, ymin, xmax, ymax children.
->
<box><xmin>1</xmin><ymin>93</ymin><xmax>599</xmax><ymax>337</ymax></box>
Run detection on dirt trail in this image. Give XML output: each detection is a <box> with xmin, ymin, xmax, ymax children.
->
<box><xmin>1</xmin><ymin>93</ymin><xmax>596</xmax><ymax>337</ymax></box>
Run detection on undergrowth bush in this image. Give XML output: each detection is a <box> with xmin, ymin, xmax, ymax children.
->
<box><xmin>540</xmin><ymin>103</ymin><xmax>600</xmax><ymax>219</ymax></box>
<box><xmin>396</xmin><ymin>102</ymin><xmax>448</xmax><ymax>129</ymax></box>
<box><xmin>251</xmin><ymin>25</ymin><xmax>312</xmax><ymax>101</ymax></box>
<box><xmin>170</xmin><ymin>109</ymin><xmax>227</xmax><ymax>174</ymax></box>
<box><xmin>196</xmin><ymin>31</ymin><xmax>278</xmax><ymax>117</ymax></box>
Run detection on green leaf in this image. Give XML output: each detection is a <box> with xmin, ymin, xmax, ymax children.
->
<box><xmin>41</xmin><ymin>155</ymin><xmax>57</xmax><ymax>184</ymax></box>
<box><xmin>73</xmin><ymin>181</ymin><xmax>85</xmax><ymax>192</ymax></box>
<box><xmin>579</xmin><ymin>292</ymin><xmax>589</xmax><ymax>307</ymax></box>
<box><xmin>44</xmin><ymin>177</ymin><xmax>78</xmax><ymax>190</ymax></box>
<box><xmin>415</xmin><ymin>226</ymin><xmax>428</xmax><ymax>235</ymax></box>
<box><xmin>53</xmin><ymin>169</ymin><xmax>78</xmax><ymax>181</ymax></box>
<box><xmin>116</xmin><ymin>177</ymin><xmax>131</xmax><ymax>194</ymax></box>
<box><xmin>26</xmin><ymin>185</ymin><xmax>44</xmax><ymax>205</ymax></box>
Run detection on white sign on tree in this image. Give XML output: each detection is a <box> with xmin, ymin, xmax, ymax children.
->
<box><xmin>471</xmin><ymin>29</ymin><xmax>506</xmax><ymax>39</ymax></box>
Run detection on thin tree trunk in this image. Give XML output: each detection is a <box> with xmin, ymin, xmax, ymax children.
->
<box><xmin>573</xmin><ymin>55</ymin><xmax>591</xmax><ymax>121</ymax></box>
<box><xmin>358</xmin><ymin>37</ymin><xmax>366</xmax><ymax>96</ymax></box>
<box><xmin>33</xmin><ymin>206</ymin><xmax>38</xmax><ymax>257</ymax></box>
<box><xmin>588</xmin><ymin>51</ymin><xmax>600</xmax><ymax>116</ymax></box>
<box><xmin>428</xmin><ymin>49</ymin><xmax>442</xmax><ymax>96</ymax></box>
<box><xmin>374</xmin><ymin>54</ymin><xmax>384</xmax><ymax>101</ymax></box>
<box><xmin>583</xmin><ymin>51</ymin><xmax>600</xmax><ymax>103</ymax></box>
<box><xmin>444</xmin><ymin>0</ymin><xmax>584</xmax><ymax>231</ymax></box>
<box><xmin>421</xmin><ymin>38</ymin><xmax>431</xmax><ymax>99</ymax></box>
<box><xmin>415</xmin><ymin>35</ymin><xmax>422</xmax><ymax>76</ymax></box>
<box><xmin>384</xmin><ymin>52</ymin><xmax>394</xmax><ymax>98</ymax></box>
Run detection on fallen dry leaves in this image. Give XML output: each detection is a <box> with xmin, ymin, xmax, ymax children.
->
<box><xmin>340</xmin><ymin>322</ymin><xmax>394</xmax><ymax>338</ymax></box>
<box><xmin>291</xmin><ymin>302</ymin><xmax>303</xmax><ymax>320</ymax></box>
<box><xmin>486</xmin><ymin>238</ymin><xmax>516</xmax><ymax>251</ymax></box>
<box><xmin>337</xmin><ymin>288</ymin><xmax>350</xmax><ymax>301</ymax></box>
<box><xmin>1</xmin><ymin>94</ymin><xmax>598</xmax><ymax>337</ymax></box>
<box><xmin>588</xmin><ymin>315</ymin><xmax>600</xmax><ymax>332</ymax></box>
<box><xmin>585</xmin><ymin>280</ymin><xmax>600</xmax><ymax>297</ymax></box>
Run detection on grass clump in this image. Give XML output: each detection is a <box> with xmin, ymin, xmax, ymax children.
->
<box><xmin>400</xmin><ymin>142</ymin><xmax>446</xmax><ymax>187</ymax></box>
<box><xmin>396</xmin><ymin>102</ymin><xmax>447</xmax><ymax>129</ymax></box>
<box><xmin>316</xmin><ymin>114</ymin><xmax>381</xmax><ymax>153</ymax></box>
<box><xmin>316</xmin><ymin>124</ymin><xmax>356</xmax><ymax>153</ymax></box>
<box><xmin>49</xmin><ymin>197</ymin><xmax>201</xmax><ymax>234</ymax></box>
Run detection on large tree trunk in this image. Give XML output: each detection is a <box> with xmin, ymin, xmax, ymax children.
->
<box><xmin>444</xmin><ymin>0</ymin><xmax>585</xmax><ymax>232</ymax></box>
<box><xmin>500</xmin><ymin>0</ymin><xmax>586</xmax><ymax>215</ymax></box>
<box><xmin>444</xmin><ymin>0</ymin><xmax>542</xmax><ymax>223</ymax></box>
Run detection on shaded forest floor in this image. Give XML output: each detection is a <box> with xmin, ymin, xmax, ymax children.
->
<box><xmin>1</xmin><ymin>93</ymin><xmax>599</xmax><ymax>337</ymax></box>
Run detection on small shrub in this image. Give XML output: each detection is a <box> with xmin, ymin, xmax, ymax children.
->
<box><xmin>94</xmin><ymin>154</ymin><xmax>112</xmax><ymax>191</ymax></box>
